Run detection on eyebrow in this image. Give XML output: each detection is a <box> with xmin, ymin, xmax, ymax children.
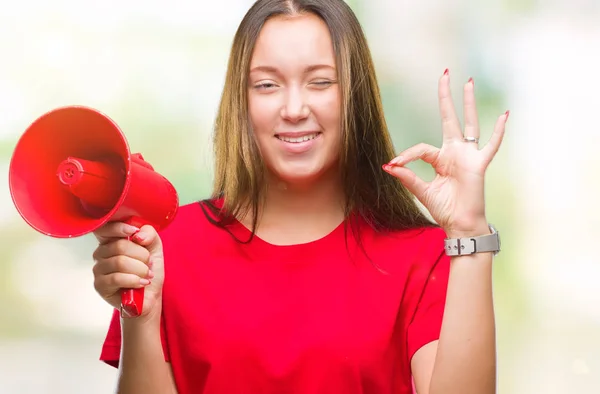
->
<box><xmin>249</xmin><ymin>64</ymin><xmax>336</xmax><ymax>74</ymax></box>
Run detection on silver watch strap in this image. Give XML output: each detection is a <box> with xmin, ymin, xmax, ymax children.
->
<box><xmin>444</xmin><ymin>224</ymin><xmax>500</xmax><ymax>256</ymax></box>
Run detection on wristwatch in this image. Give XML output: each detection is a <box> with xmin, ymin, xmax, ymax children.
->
<box><xmin>444</xmin><ymin>224</ymin><xmax>501</xmax><ymax>256</ymax></box>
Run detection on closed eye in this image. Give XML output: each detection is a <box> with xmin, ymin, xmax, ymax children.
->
<box><xmin>311</xmin><ymin>80</ymin><xmax>337</xmax><ymax>88</ymax></box>
<box><xmin>254</xmin><ymin>82</ymin><xmax>278</xmax><ymax>90</ymax></box>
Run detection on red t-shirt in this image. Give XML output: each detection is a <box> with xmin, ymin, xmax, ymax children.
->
<box><xmin>100</xmin><ymin>201</ymin><xmax>450</xmax><ymax>394</ymax></box>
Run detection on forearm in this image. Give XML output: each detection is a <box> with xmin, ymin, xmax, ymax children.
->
<box><xmin>117</xmin><ymin>306</ymin><xmax>177</xmax><ymax>394</ymax></box>
<box><xmin>429</xmin><ymin>224</ymin><xmax>497</xmax><ymax>394</ymax></box>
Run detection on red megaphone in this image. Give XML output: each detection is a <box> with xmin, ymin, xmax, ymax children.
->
<box><xmin>8</xmin><ymin>105</ymin><xmax>179</xmax><ymax>318</ymax></box>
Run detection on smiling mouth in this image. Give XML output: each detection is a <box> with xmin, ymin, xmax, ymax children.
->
<box><xmin>275</xmin><ymin>132</ymin><xmax>321</xmax><ymax>143</ymax></box>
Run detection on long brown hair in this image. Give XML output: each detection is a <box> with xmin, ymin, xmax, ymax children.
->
<box><xmin>204</xmin><ymin>0</ymin><xmax>435</xmax><ymax>240</ymax></box>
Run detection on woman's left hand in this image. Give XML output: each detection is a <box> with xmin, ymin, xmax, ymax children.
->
<box><xmin>383</xmin><ymin>69</ymin><xmax>509</xmax><ymax>237</ymax></box>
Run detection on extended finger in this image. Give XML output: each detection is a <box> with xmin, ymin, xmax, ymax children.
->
<box><xmin>94</xmin><ymin>272</ymin><xmax>150</xmax><ymax>298</ymax></box>
<box><xmin>93</xmin><ymin>254</ymin><xmax>151</xmax><ymax>278</ymax></box>
<box><xmin>93</xmin><ymin>238</ymin><xmax>150</xmax><ymax>262</ymax></box>
<box><xmin>93</xmin><ymin>222</ymin><xmax>140</xmax><ymax>244</ymax></box>
<box><xmin>463</xmin><ymin>77</ymin><xmax>480</xmax><ymax>140</ymax></box>
<box><xmin>481</xmin><ymin>110</ymin><xmax>509</xmax><ymax>163</ymax></box>
<box><xmin>438</xmin><ymin>69</ymin><xmax>462</xmax><ymax>141</ymax></box>
<box><xmin>388</xmin><ymin>143</ymin><xmax>440</xmax><ymax>167</ymax></box>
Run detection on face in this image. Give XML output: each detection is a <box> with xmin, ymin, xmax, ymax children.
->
<box><xmin>248</xmin><ymin>13</ymin><xmax>341</xmax><ymax>185</ymax></box>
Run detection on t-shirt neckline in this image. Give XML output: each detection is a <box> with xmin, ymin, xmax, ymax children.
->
<box><xmin>229</xmin><ymin>217</ymin><xmax>348</xmax><ymax>252</ymax></box>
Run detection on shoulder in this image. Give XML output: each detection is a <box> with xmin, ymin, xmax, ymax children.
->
<box><xmin>158</xmin><ymin>199</ymin><xmax>219</xmax><ymax>238</ymax></box>
<box><xmin>369</xmin><ymin>224</ymin><xmax>447</xmax><ymax>261</ymax></box>
<box><xmin>158</xmin><ymin>202</ymin><xmax>200</xmax><ymax>237</ymax></box>
<box><xmin>356</xmin><ymin>221</ymin><xmax>448</xmax><ymax>279</ymax></box>
<box><xmin>375</xmin><ymin>225</ymin><xmax>450</xmax><ymax>307</ymax></box>
<box><xmin>384</xmin><ymin>225</ymin><xmax>447</xmax><ymax>246</ymax></box>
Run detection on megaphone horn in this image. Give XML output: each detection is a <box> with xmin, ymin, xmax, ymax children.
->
<box><xmin>8</xmin><ymin>106</ymin><xmax>179</xmax><ymax>318</ymax></box>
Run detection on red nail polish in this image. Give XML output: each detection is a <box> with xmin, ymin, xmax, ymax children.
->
<box><xmin>382</xmin><ymin>164</ymin><xmax>391</xmax><ymax>172</ymax></box>
<box><xmin>468</xmin><ymin>77</ymin><xmax>474</xmax><ymax>85</ymax></box>
<box><xmin>133</xmin><ymin>233</ymin><xmax>146</xmax><ymax>242</ymax></box>
<box><xmin>443</xmin><ymin>68</ymin><xmax>449</xmax><ymax>76</ymax></box>
<box><xmin>505</xmin><ymin>110</ymin><xmax>510</xmax><ymax>120</ymax></box>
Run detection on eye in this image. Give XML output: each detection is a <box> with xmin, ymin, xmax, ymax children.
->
<box><xmin>253</xmin><ymin>82</ymin><xmax>278</xmax><ymax>90</ymax></box>
<box><xmin>311</xmin><ymin>80</ymin><xmax>336</xmax><ymax>88</ymax></box>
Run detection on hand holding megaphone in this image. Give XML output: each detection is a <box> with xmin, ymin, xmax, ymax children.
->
<box><xmin>8</xmin><ymin>106</ymin><xmax>179</xmax><ymax>318</ymax></box>
<box><xmin>92</xmin><ymin>222</ymin><xmax>165</xmax><ymax>319</ymax></box>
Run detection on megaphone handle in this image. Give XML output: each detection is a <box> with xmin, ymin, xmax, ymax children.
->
<box><xmin>120</xmin><ymin>216</ymin><xmax>151</xmax><ymax>318</ymax></box>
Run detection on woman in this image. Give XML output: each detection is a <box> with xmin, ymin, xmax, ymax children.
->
<box><xmin>93</xmin><ymin>0</ymin><xmax>507</xmax><ymax>393</ymax></box>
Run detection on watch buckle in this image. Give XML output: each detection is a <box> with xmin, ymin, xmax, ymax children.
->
<box><xmin>454</xmin><ymin>237</ymin><xmax>476</xmax><ymax>255</ymax></box>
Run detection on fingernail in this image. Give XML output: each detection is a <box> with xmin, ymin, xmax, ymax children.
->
<box><xmin>133</xmin><ymin>233</ymin><xmax>146</xmax><ymax>242</ymax></box>
<box><xmin>382</xmin><ymin>164</ymin><xmax>392</xmax><ymax>172</ymax></box>
<box><xmin>123</xmin><ymin>225</ymin><xmax>140</xmax><ymax>235</ymax></box>
<box><xmin>388</xmin><ymin>156</ymin><xmax>404</xmax><ymax>165</ymax></box>
<box><xmin>468</xmin><ymin>77</ymin><xmax>474</xmax><ymax>85</ymax></box>
<box><xmin>505</xmin><ymin>110</ymin><xmax>510</xmax><ymax>120</ymax></box>
<box><xmin>147</xmin><ymin>270</ymin><xmax>155</xmax><ymax>279</ymax></box>
<box><xmin>443</xmin><ymin>68</ymin><xmax>449</xmax><ymax>76</ymax></box>
<box><xmin>140</xmin><ymin>279</ymin><xmax>150</xmax><ymax>286</ymax></box>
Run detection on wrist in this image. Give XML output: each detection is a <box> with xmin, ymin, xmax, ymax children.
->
<box><xmin>121</xmin><ymin>302</ymin><xmax>163</xmax><ymax>329</ymax></box>
<box><xmin>445</xmin><ymin>220</ymin><xmax>491</xmax><ymax>239</ymax></box>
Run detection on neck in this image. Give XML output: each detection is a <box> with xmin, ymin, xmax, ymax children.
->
<box><xmin>267</xmin><ymin>173</ymin><xmax>344</xmax><ymax>216</ymax></box>
<box><xmin>242</xmin><ymin>167</ymin><xmax>346</xmax><ymax>245</ymax></box>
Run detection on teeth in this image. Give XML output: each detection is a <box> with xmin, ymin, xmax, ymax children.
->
<box><xmin>277</xmin><ymin>133</ymin><xmax>319</xmax><ymax>143</ymax></box>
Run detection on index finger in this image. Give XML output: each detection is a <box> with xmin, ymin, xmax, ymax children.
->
<box><xmin>94</xmin><ymin>222</ymin><xmax>140</xmax><ymax>244</ymax></box>
<box><xmin>438</xmin><ymin>69</ymin><xmax>462</xmax><ymax>141</ymax></box>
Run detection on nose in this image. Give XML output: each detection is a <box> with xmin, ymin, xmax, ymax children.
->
<box><xmin>280</xmin><ymin>86</ymin><xmax>310</xmax><ymax>123</ymax></box>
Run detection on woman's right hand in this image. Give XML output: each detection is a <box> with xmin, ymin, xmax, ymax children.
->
<box><xmin>92</xmin><ymin>222</ymin><xmax>165</xmax><ymax>319</ymax></box>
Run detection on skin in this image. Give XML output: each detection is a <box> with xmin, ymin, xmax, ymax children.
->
<box><xmin>92</xmin><ymin>13</ymin><xmax>506</xmax><ymax>394</ymax></box>
<box><xmin>385</xmin><ymin>72</ymin><xmax>508</xmax><ymax>393</ymax></box>
<box><xmin>245</xmin><ymin>14</ymin><xmax>345</xmax><ymax>244</ymax></box>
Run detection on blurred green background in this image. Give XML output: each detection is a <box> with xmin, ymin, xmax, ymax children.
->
<box><xmin>1</xmin><ymin>0</ymin><xmax>599</xmax><ymax>393</ymax></box>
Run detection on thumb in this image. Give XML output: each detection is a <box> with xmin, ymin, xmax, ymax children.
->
<box><xmin>132</xmin><ymin>225</ymin><xmax>163</xmax><ymax>256</ymax></box>
<box><xmin>383</xmin><ymin>164</ymin><xmax>429</xmax><ymax>202</ymax></box>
